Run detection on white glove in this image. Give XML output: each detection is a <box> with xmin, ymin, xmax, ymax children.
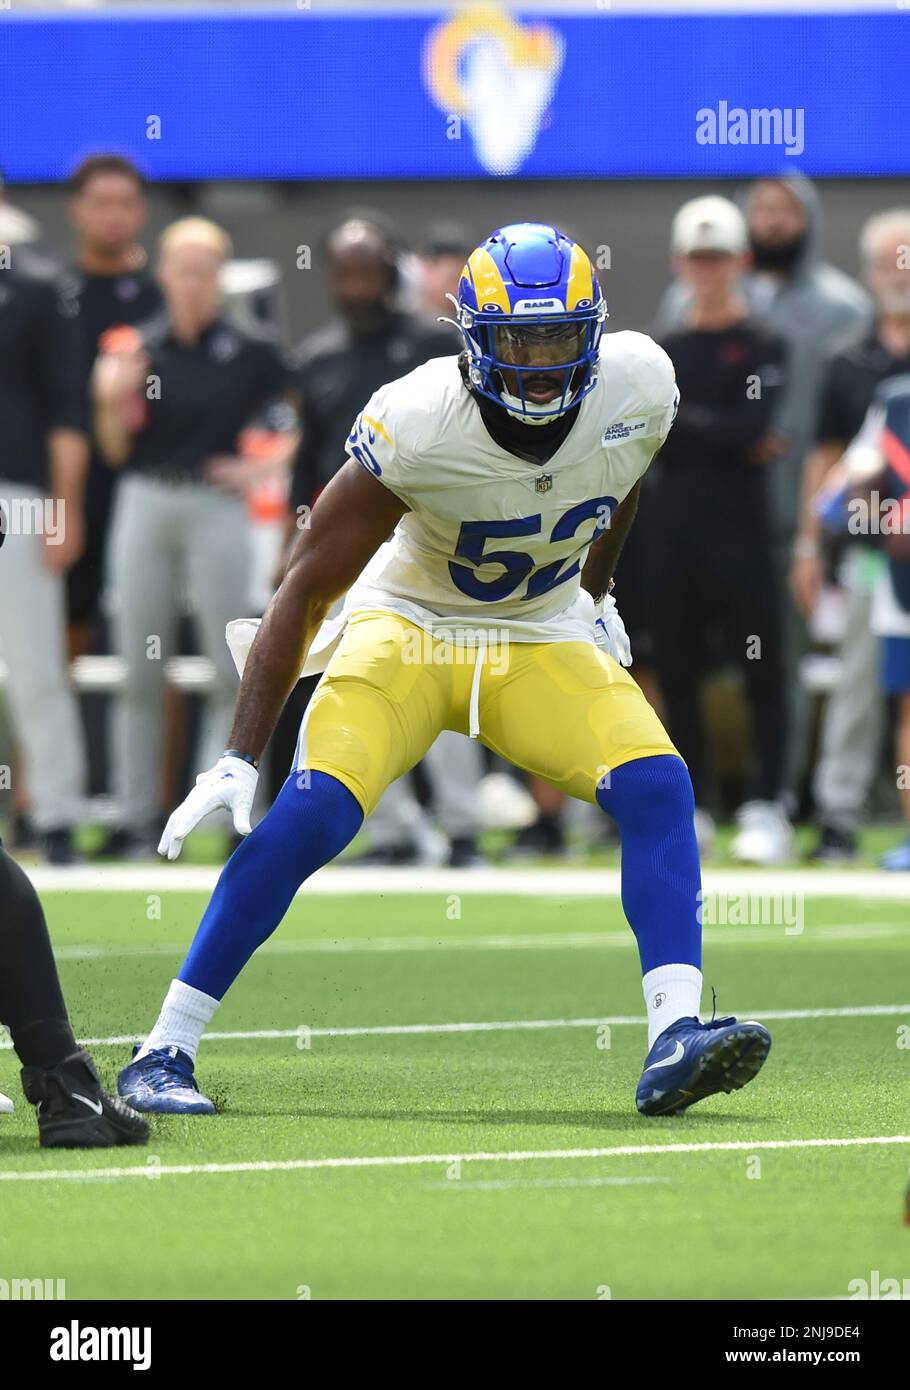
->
<box><xmin>593</xmin><ymin>592</ymin><xmax>632</xmax><ymax>667</ymax></box>
<box><xmin>158</xmin><ymin>755</ymin><xmax>259</xmax><ymax>861</ymax></box>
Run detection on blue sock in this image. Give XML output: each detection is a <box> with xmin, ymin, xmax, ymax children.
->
<box><xmin>595</xmin><ymin>754</ymin><xmax>701</xmax><ymax>974</ymax></box>
<box><xmin>179</xmin><ymin>770</ymin><xmax>363</xmax><ymax>1000</ymax></box>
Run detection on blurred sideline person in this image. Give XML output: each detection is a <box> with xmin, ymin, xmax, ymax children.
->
<box><xmin>655</xmin><ymin>176</ymin><xmax>871</xmax><ymax>799</ymax></box>
<box><xmin>279</xmin><ymin>214</ymin><xmax>483</xmax><ymax>865</ymax></box>
<box><xmin>288</xmin><ymin>214</ymin><xmax>456</xmax><ymax>517</ymax></box>
<box><xmin>93</xmin><ymin>217</ymin><xmax>296</xmax><ymax>857</ymax></box>
<box><xmin>0</xmin><ymin>264</ymin><xmax>89</xmax><ymax>863</ymax></box>
<box><xmin>826</xmin><ymin>375</ymin><xmax>910</xmax><ymax>868</ymax></box>
<box><xmin>792</xmin><ymin>209</ymin><xmax>910</xmax><ymax>861</ymax></box>
<box><xmin>656</xmin><ymin>175</ymin><xmax>870</xmax><ymax>537</ymax></box>
<box><xmin>63</xmin><ymin>155</ymin><xmax>163</xmax><ymax>658</ymax></box>
<box><xmin>650</xmin><ymin>196</ymin><xmax>789</xmax><ymax>863</ymax></box>
<box><xmin>418</xmin><ymin>221</ymin><xmax>474</xmax><ymax>321</ymax></box>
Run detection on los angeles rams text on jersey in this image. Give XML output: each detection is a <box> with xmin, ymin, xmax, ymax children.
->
<box><xmin>342</xmin><ymin>331</ymin><xmax>678</xmax><ymax>646</ymax></box>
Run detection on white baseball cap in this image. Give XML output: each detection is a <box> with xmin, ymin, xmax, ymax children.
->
<box><xmin>671</xmin><ymin>195</ymin><xmax>748</xmax><ymax>256</ymax></box>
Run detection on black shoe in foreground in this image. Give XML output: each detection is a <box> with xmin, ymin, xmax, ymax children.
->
<box><xmin>21</xmin><ymin>1049</ymin><xmax>149</xmax><ymax>1148</ymax></box>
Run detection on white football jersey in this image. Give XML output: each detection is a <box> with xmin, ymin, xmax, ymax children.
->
<box><xmin>336</xmin><ymin>330</ymin><xmax>678</xmax><ymax>648</ymax></box>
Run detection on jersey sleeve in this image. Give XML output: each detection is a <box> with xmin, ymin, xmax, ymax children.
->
<box><xmin>647</xmin><ymin>341</ymin><xmax>680</xmax><ymax>447</ymax></box>
<box><xmin>624</xmin><ymin>333</ymin><xmax>679</xmax><ymax>456</ymax></box>
<box><xmin>657</xmin><ymin>380</ymin><xmax>681</xmax><ymax>448</ymax></box>
<box><xmin>344</xmin><ymin>377</ymin><xmax>419</xmax><ymax>506</ymax></box>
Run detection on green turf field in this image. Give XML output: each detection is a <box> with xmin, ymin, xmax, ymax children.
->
<box><xmin>1</xmin><ymin>886</ymin><xmax>909</xmax><ymax>1300</ymax></box>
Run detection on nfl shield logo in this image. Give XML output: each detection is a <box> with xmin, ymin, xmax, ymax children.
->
<box><xmin>535</xmin><ymin>474</ymin><xmax>553</xmax><ymax>493</ymax></box>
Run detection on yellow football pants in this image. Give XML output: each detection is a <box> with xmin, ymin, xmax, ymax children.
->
<box><xmin>295</xmin><ymin>610</ymin><xmax>677</xmax><ymax>817</ymax></box>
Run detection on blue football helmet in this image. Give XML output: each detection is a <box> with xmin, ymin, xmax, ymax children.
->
<box><xmin>453</xmin><ymin>223</ymin><xmax>608</xmax><ymax>423</ymax></box>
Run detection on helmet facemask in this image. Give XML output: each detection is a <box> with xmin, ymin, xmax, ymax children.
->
<box><xmin>456</xmin><ymin>301</ymin><xmax>607</xmax><ymax>423</ymax></box>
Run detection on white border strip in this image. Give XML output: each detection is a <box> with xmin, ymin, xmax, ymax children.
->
<box><xmin>47</xmin><ymin>922</ymin><xmax>910</xmax><ymax>961</ymax></box>
<box><xmin>22</xmin><ymin>864</ymin><xmax>910</xmax><ymax>899</ymax></box>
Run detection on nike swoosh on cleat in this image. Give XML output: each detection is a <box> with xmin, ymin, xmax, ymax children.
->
<box><xmin>72</xmin><ymin>1093</ymin><xmax>104</xmax><ymax>1116</ymax></box>
<box><xmin>644</xmin><ymin>1040</ymin><xmax>685</xmax><ymax>1072</ymax></box>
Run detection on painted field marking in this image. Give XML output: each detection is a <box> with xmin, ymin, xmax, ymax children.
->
<box><xmin>2</xmin><ymin>1002</ymin><xmax>906</xmax><ymax>1051</ymax></box>
<box><xmin>1</xmin><ymin>1135</ymin><xmax>908</xmax><ymax>1185</ymax></box>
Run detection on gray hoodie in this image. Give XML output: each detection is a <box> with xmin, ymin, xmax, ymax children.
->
<box><xmin>654</xmin><ymin>174</ymin><xmax>872</xmax><ymax>538</ymax></box>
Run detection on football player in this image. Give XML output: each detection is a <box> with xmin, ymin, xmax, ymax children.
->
<box><xmin>118</xmin><ymin>224</ymin><xmax>772</xmax><ymax>1117</ymax></box>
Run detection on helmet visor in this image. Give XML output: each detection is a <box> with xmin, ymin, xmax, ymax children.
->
<box><xmin>492</xmin><ymin>320</ymin><xmax>586</xmax><ymax>369</ymax></box>
<box><xmin>489</xmin><ymin>319</ymin><xmax>590</xmax><ymax>409</ymax></box>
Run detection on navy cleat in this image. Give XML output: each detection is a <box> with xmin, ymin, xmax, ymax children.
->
<box><xmin>636</xmin><ymin>1014</ymin><xmax>771</xmax><ymax>1117</ymax></box>
<box><xmin>117</xmin><ymin>1045</ymin><xmax>216</xmax><ymax>1115</ymax></box>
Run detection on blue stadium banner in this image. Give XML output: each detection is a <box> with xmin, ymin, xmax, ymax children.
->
<box><xmin>0</xmin><ymin>6</ymin><xmax>906</xmax><ymax>181</ymax></box>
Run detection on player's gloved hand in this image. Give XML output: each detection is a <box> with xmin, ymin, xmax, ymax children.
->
<box><xmin>593</xmin><ymin>592</ymin><xmax>632</xmax><ymax>667</ymax></box>
<box><xmin>158</xmin><ymin>755</ymin><xmax>258</xmax><ymax>861</ymax></box>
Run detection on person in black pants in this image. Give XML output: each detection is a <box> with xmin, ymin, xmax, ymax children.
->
<box><xmin>0</xmin><ymin>844</ymin><xmax>148</xmax><ymax>1146</ymax></box>
<box><xmin>647</xmin><ymin>196</ymin><xmax>790</xmax><ymax>864</ymax></box>
<box><xmin>0</xmin><ymin>267</ymin><xmax>90</xmax><ymax>864</ymax></box>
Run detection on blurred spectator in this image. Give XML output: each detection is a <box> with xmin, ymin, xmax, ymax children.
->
<box><xmin>744</xmin><ymin>178</ymin><xmax>872</xmax><ymax>532</ymax></box>
<box><xmin>792</xmin><ymin>209</ymin><xmax>910</xmax><ymax>861</ymax></box>
<box><xmin>62</xmin><ymin>155</ymin><xmax>163</xmax><ymax>657</ymax></box>
<box><xmin>649</xmin><ymin>196</ymin><xmax>790</xmax><ymax>863</ymax></box>
<box><xmin>93</xmin><ymin>217</ymin><xmax>296</xmax><ymax>857</ymax></box>
<box><xmin>0</xmin><ymin>270</ymin><xmax>89</xmax><ymax>863</ymax></box>
<box><xmin>418</xmin><ymin>221</ymin><xmax>474</xmax><ymax>321</ymax></box>
<box><xmin>831</xmin><ymin>375</ymin><xmax>910</xmax><ymax>868</ymax></box>
<box><xmin>656</xmin><ymin>176</ymin><xmax>871</xmax><ymax>801</ymax></box>
<box><xmin>288</xmin><ymin>214</ymin><xmax>455</xmax><ymax>518</ymax></box>
<box><xmin>656</xmin><ymin>175</ymin><xmax>871</xmax><ymax>535</ymax></box>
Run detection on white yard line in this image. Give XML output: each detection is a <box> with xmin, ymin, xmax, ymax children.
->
<box><xmin>1</xmin><ymin>1135</ymin><xmax>908</xmax><ymax>1185</ymax></box>
<box><xmin>23</xmin><ymin>864</ymin><xmax>910</xmax><ymax>898</ymax></box>
<box><xmin>3</xmin><ymin>1002</ymin><xmax>906</xmax><ymax>1051</ymax></box>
